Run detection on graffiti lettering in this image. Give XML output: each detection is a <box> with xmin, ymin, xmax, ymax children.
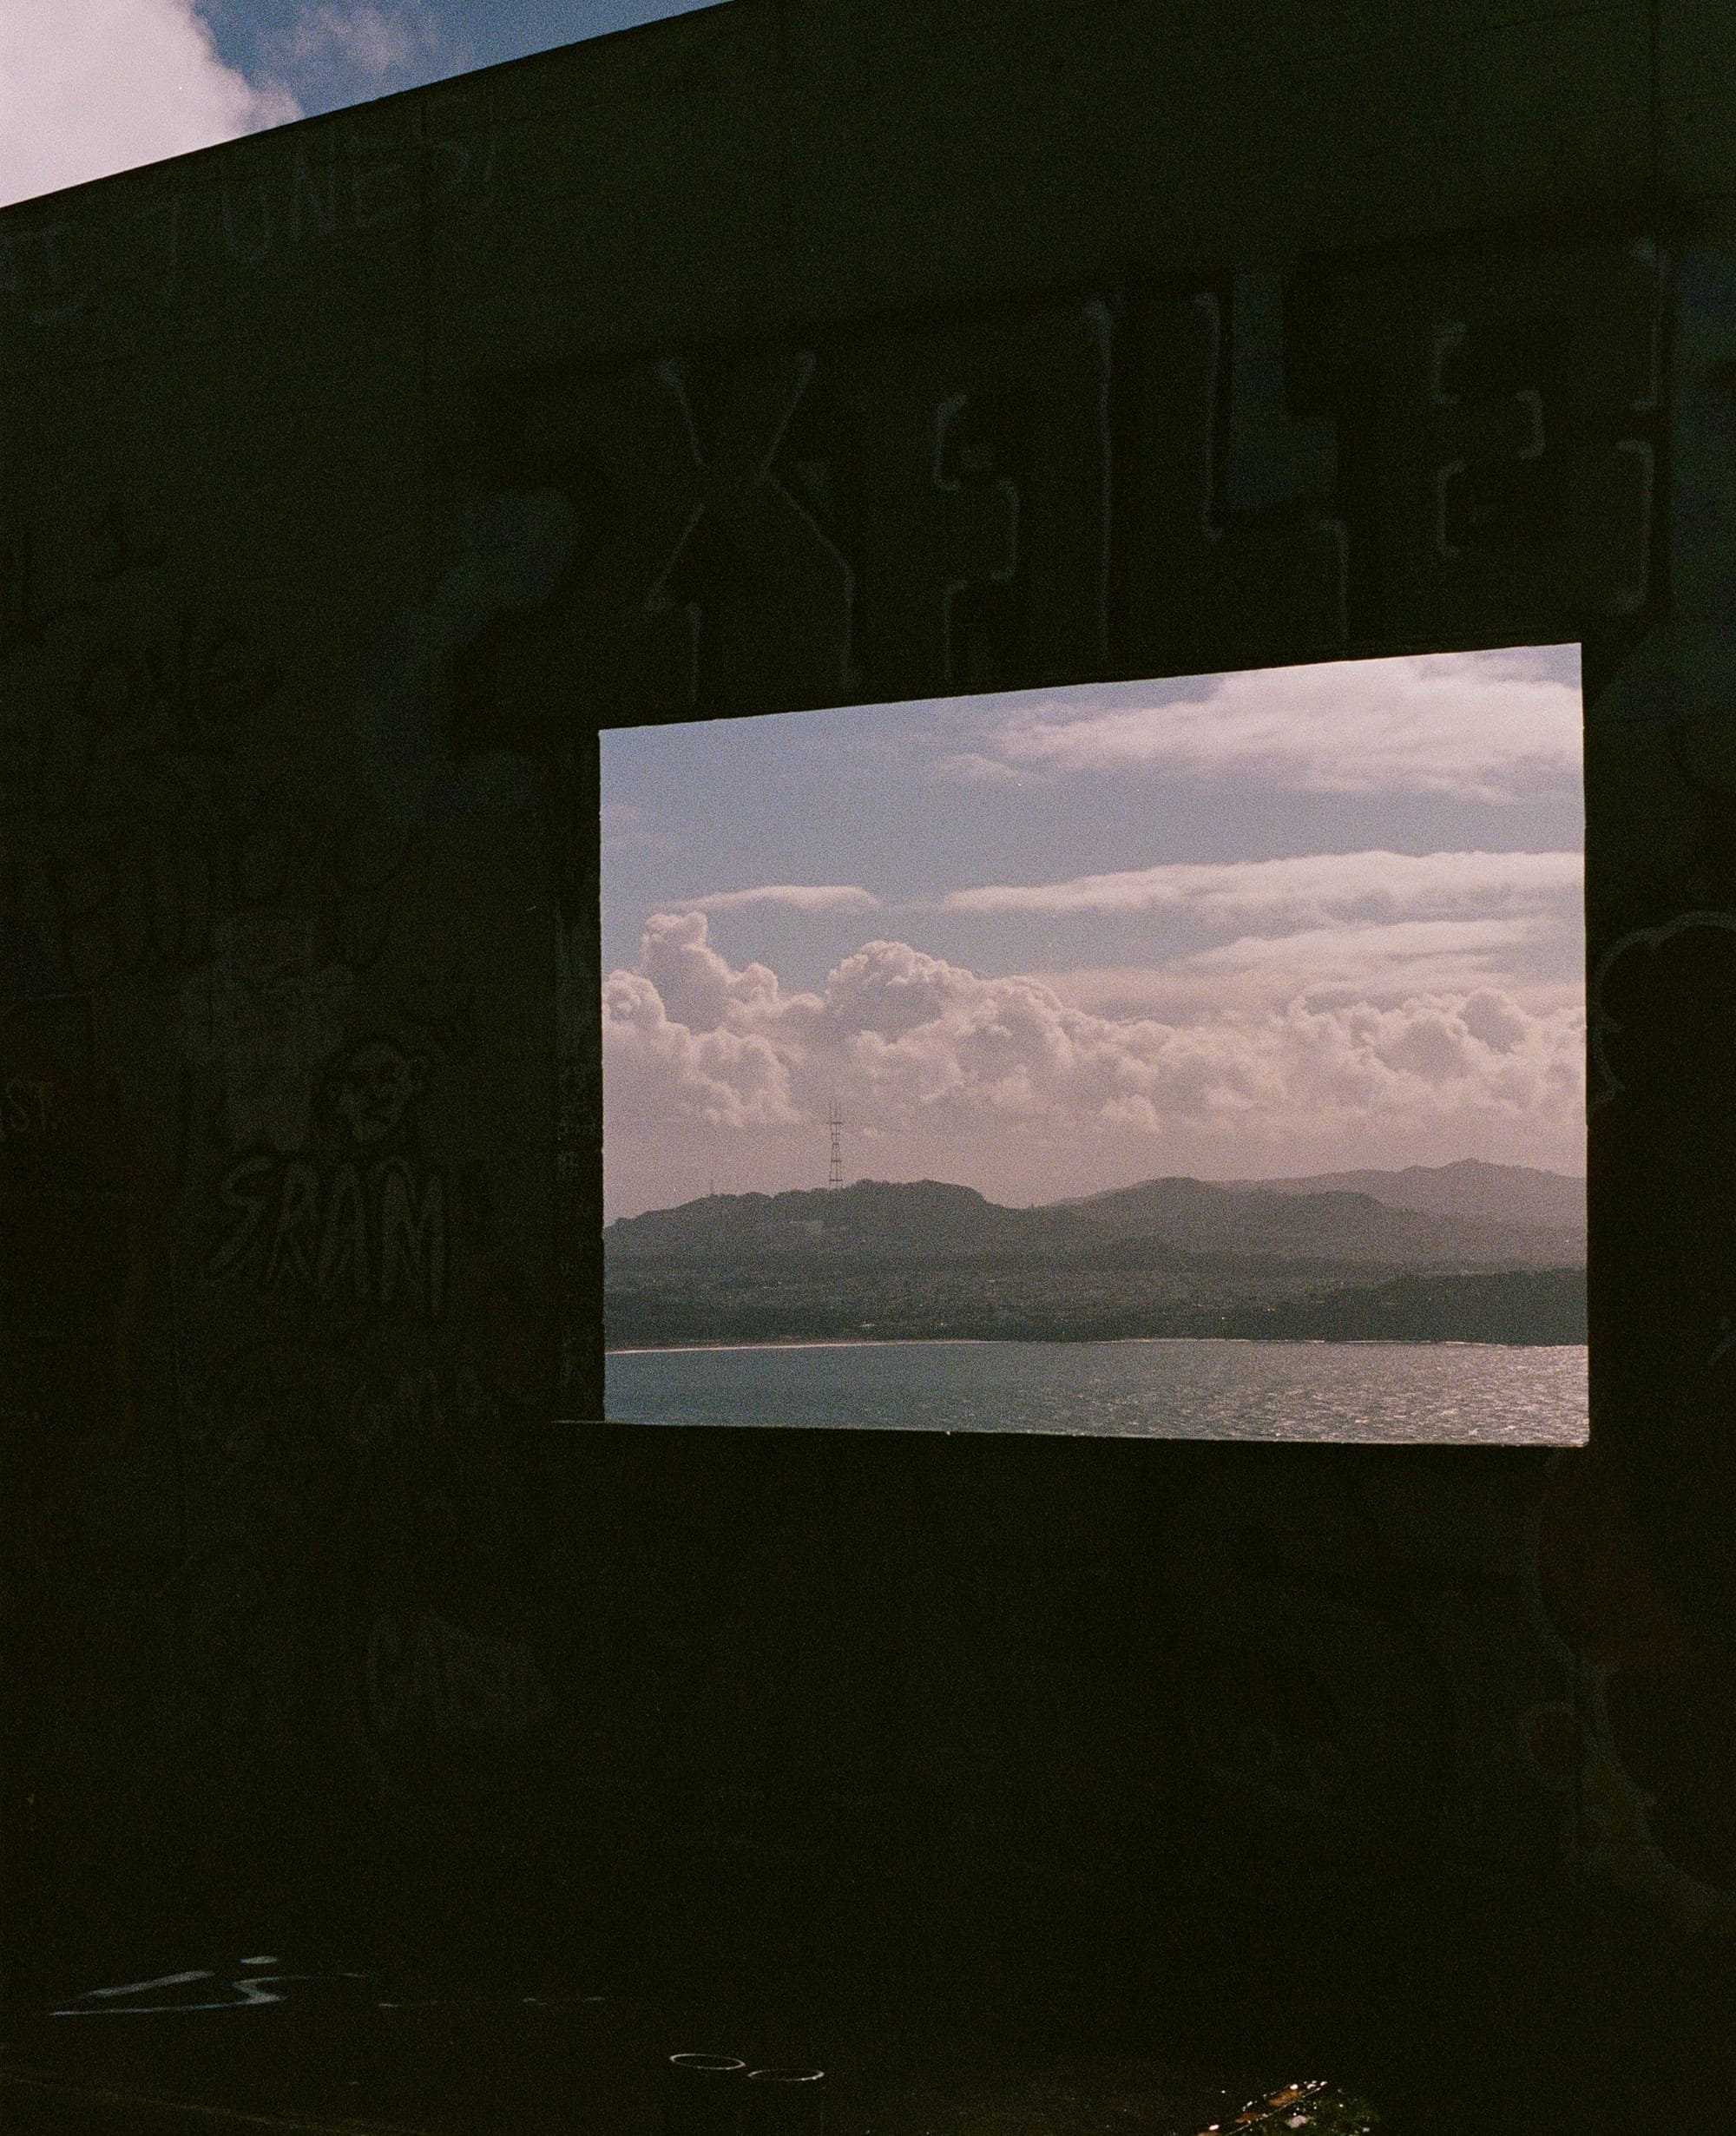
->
<box><xmin>833</xmin><ymin>302</ymin><xmax>1111</xmax><ymax>697</ymax></box>
<box><xmin>1288</xmin><ymin>242</ymin><xmax>1661</xmax><ymax>635</ymax></box>
<box><xmin>0</xmin><ymin>220</ymin><xmax>84</xmax><ymax>328</ymax></box>
<box><xmin>349</xmin><ymin>1365</ymin><xmax>438</xmax><ymax>1453</ymax></box>
<box><xmin>76</xmin><ymin>609</ymin><xmax>279</xmax><ymax>750</ymax></box>
<box><xmin>0</xmin><ymin>90</ymin><xmax>499</xmax><ymax>332</ymax></box>
<box><xmin>0</xmin><ymin>496</ymin><xmax>160</xmax><ymax>694</ymax></box>
<box><xmin>35</xmin><ymin>781</ymin><xmax>395</xmax><ymax>998</ymax></box>
<box><xmin>0</xmin><ymin>490</ymin><xmax>165</xmax><ymax>668</ymax></box>
<box><xmin>483</xmin><ymin>243</ymin><xmax>1658</xmax><ymax>738</ymax></box>
<box><xmin>52</xmin><ymin>1966</ymin><xmax>369</xmax><ymax>2015</ymax></box>
<box><xmin>0</xmin><ymin>1075</ymin><xmax>57</xmax><ymax>1141</ymax></box>
<box><xmin>510</xmin><ymin>349</ymin><xmax>852</xmax><ymax>716</ymax></box>
<box><xmin>62</xmin><ymin>100</ymin><xmax>496</xmax><ymax>316</ymax></box>
<box><xmin>0</xmin><ymin>528</ymin><xmax>89</xmax><ymax>659</ymax></box>
<box><xmin>208</xmin><ymin>1157</ymin><xmax>448</xmax><ymax>1318</ymax></box>
<box><xmin>345</xmin><ymin>1360</ymin><xmax>500</xmax><ymax>1465</ymax></box>
<box><xmin>365</xmin><ymin>1607</ymin><xmax>554</xmax><ymax>1741</ymax></box>
<box><xmin>181</xmin><ymin>910</ymin><xmax>353</xmax><ymax>1151</ymax></box>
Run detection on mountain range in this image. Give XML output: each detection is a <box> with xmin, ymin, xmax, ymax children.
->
<box><xmin>604</xmin><ymin>1162</ymin><xmax>1586</xmax><ymax>1345</ymax></box>
<box><xmin>1211</xmin><ymin>1157</ymin><xmax>1585</xmax><ymax>1229</ymax></box>
<box><xmin>607</xmin><ymin>1161</ymin><xmax>1585</xmax><ymax>1271</ymax></box>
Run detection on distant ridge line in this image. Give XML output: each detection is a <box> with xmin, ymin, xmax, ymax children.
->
<box><xmin>613</xmin><ymin>1160</ymin><xmax>1585</xmax><ymax>1230</ymax></box>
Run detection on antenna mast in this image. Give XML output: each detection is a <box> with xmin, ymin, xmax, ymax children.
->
<box><xmin>827</xmin><ymin>1101</ymin><xmax>844</xmax><ymax>1190</ymax></box>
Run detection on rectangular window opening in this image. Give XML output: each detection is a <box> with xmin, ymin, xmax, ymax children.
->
<box><xmin>600</xmin><ymin>647</ymin><xmax>1587</xmax><ymax>1444</ymax></box>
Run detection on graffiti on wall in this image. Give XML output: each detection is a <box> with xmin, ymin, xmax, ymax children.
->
<box><xmin>341</xmin><ymin>1353</ymin><xmax>561</xmax><ymax>1806</ymax></box>
<box><xmin>1520</xmin><ymin>1446</ymin><xmax>1736</xmax><ymax>1934</ymax></box>
<box><xmin>361</xmin><ymin>1603</ymin><xmax>555</xmax><ymax>1745</ymax></box>
<box><xmin>180</xmin><ymin>909</ymin><xmax>353</xmax><ymax>1154</ymax></box>
<box><xmin>458</xmin><ymin>240</ymin><xmax>1660</xmax><ymax>748</ymax></box>
<box><xmin>1491</xmin><ymin>899</ymin><xmax>1736</xmax><ymax>1933</ymax></box>
<box><xmin>353</xmin><ymin>491</ymin><xmax>575</xmax><ymax>834</ymax></box>
<box><xmin>194</xmin><ymin>1022</ymin><xmax>448</xmax><ymax>1318</ymax></box>
<box><xmin>6</xmin><ymin>207</ymin><xmax>1727</xmax><ymax>1937</ymax></box>
<box><xmin>450</xmin><ymin>235</ymin><xmax>1659</xmax><ymax>1427</ymax></box>
<box><xmin>0</xmin><ymin>989</ymin><xmax>166</xmax><ymax>1469</ymax></box>
<box><xmin>0</xmin><ymin>488</ymin><xmax>275</xmax><ymax>806</ymax></box>
<box><xmin>0</xmin><ymin>441</ymin><xmax>559</xmax><ymax>1831</ymax></box>
<box><xmin>206</xmin><ymin>1154</ymin><xmax>450</xmax><ymax>1318</ymax></box>
<box><xmin>0</xmin><ymin>81</ymin><xmax>500</xmax><ymax>332</ymax></box>
<box><xmin>50</xmin><ymin>1960</ymin><xmax>370</xmax><ymax>2016</ymax></box>
<box><xmin>1154</xmin><ymin>1459</ymin><xmax>1577</xmax><ymax>1869</ymax></box>
<box><xmin>159</xmin><ymin>1324</ymin><xmax>560</xmax><ymax>1815</ymax></box>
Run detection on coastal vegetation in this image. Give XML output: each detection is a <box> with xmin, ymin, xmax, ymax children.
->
<box><xmin>605</xmin><ymin>1167</ymin><xmax>1586</xmax><ymax>1350</ymax></box>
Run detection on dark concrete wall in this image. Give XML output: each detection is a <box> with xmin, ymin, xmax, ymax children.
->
<box><xmin>3</xmin><ymin>0</ymin><xmax>1736</xmax><ymax>2001</ymax></box>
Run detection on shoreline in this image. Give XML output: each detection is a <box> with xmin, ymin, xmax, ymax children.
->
<box><xmin>606</xmin><ymin>1332</ymin><xmax>1589</xmax><ymax>1357</ymax></box>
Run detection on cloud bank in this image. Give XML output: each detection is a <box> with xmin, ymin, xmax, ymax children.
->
<box><xmin>604</xmin><ymin>913</ymin><xmax>1586</xmax><ymax>1183</ymax></box>
<box><xmin>944</xmin><ymin>654</ymin><xmax>1582</xmax><ymax>801</ymax></box>
<box><xmin>679</xmin><ymin>884</ymin><xmax>884</xmax><ymax>914</ymax></box>
<box><xmin>940</xmin><ymin>848</ymin><xmax>1582</xmax><ymax>922</ymax></box>
<box><xmin>0</xmin><ymin>2</ymin><xmax>299</xmax><ymax>209</ymax></box>
<box><xmin>602</xmin><ymin>648</ymin><xmax>1584</xmax><ymax>1210</ymax></box>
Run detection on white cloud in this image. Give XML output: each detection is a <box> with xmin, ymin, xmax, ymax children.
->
<box><xmin>678</xmin><ymin>884</ymin><xmax>884</xmax><ymax>915</ymax></box>
<box><xmin>1180</xmin><ymin>916</ymin><xmax>1555</xmax><ymax>996</ymax></box>
<box><xmin>632</xmin><ymin>910</ymin><xmax>802</xmax><ymax>1038</ymax></box>
<box><xmin>939</xmin><ymin>848</ymin><xmax>1583</xmax><ymax>923</ymax></box>
<box><xmin>968</xmin><ymin>652</ymin><xmax>1582</xmax><ymax>800</ymax></box>
<box><xmin>932</xmin><ymin>752</ymin><xmax>1037</xmax><ymax>788</ymax></box>
<box><xmin>1028</xmin><ymin>961</ymin><xmax>1586</xmax><ymax>1028</ymax></box>
<box><xmin>602</xmin><ymin>801</ymin><xmax>686</xmax><ymax>861</ymax></box>
<box><xmin>0</xmin><ymin>2</ymin><xmax>299</xmax><ymax>209</ymax></box>
<box><xmin>604</xmin><ymin>913</ymin><xmax>1586</xmax><ymax>1157</ymax></box>
<box><xmin>266</xmin><ymin>2</ymin><xmax>471</xmax><ymax>98</ymax></box>
<box><xmin>285</xmin><ymin>3</ymin><xmax>420</xmax><ymax>75</ymax></box>
<box><xmin>603</xmin><ymin>965</ymin><xmax>804</xmax><ymax>1132</ymax></box>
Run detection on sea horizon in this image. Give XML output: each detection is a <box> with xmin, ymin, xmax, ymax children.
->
<box><xmin>605</xmin><ymin>1331</ymin><xmax>1582</xmax><ymax>1354</ymax></box>
<box><xmin>604</xmin><ymin>1333</ymin><xmax>1589</xmax><ymax>1443</ymax></box>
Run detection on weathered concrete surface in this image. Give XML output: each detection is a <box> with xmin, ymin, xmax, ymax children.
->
<box><xmin>2</xmin><ymin>5</ymin><xmax>1735</xmax><ymax>2120</ymax></box>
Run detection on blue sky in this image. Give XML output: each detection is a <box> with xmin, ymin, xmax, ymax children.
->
<box><xmin>200</xmin><ymin>0</ymin><xmax>723</xmax><ymax>114</ymax></box>
<box><xmin>1</xmin><ymin>2</ymin><xmax>724</xmax><ymax>208</ymax></box>
<box><xmin>603</xmin><ymin>651</ymin><xmax>1587</xmax><ymax>1218</ymax></box>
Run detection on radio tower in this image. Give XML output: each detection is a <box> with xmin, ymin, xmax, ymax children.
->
<box><xmin>827</xmin><ymin>1101</ymin><xmax>844</xmax><ymax>1190</ymax></box>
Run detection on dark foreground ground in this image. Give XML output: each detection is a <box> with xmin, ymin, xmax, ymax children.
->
<box><xmin>2</xmin><ymin>1841</ymin><xmax>1728</xmax><ymax>2136</ymax></box>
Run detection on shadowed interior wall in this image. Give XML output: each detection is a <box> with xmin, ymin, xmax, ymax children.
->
<box><xmin>3</xmin><ymin>0</ymin><xmax>1736</xmax><ymax>1992</ymax></box>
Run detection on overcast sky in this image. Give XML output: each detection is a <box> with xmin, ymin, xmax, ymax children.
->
<box><xmin>0</xmin><ymin>1</ymin><xmax>721</xmax><ymax>208</ymax></box>
<box><xmin>603</xmin><ymin>649</ymin><xmax>1588</xmax><ymax>1219</ymax></box>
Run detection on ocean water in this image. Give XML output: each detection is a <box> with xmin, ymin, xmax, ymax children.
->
<box><xmin>604</xmin><ymin>1337</ymin><xmax>1588</xmax><ymax>1444</ymax></box>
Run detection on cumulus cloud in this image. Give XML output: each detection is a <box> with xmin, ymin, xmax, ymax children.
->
<box><xmin>940</xmin><ymin>848</ymin><xmax>1583</xmax><ymax>923</ymax></box>
<box><xmin>603</xmin><ymin>966</ymin><xmax>803</xmax><ymax>1132</ymax></box>
<box><xmin>1027</xmin><ymin>961</ymin><xmax>1586</xmax><ymax>1030</ymax></box>
<box><xmin>263</xmin><ymin>2</ymin><xmax>472</xmax><ymax>102</ymax></box>
<box><xmin>678</xmin><ymin>884</ymin><xmax>884</xmax><ymax>915</ymax></box>
<box><xmin>964</xmin><ymin>653</ymin><xmax>1582</xmax><ymax>800</ymax></box>
<box><xmin>604</xmin><ymin>913</ymin><xmax>1586</xmax><ymax>1157</ymax></box>
<box><xmin>0</xmin><ymin>2</ymin><xmax>299</xmax><ymax>209</ymax></box>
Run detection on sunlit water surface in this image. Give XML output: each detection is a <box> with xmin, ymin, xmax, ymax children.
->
<box><xmin>604</xmin><ymin>1337</ymin><xmax>1588</xmax><ymax>1443</ymax></box>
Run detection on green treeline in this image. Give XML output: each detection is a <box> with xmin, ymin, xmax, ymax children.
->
<box><xmin>606</xmin><ymin>1265</ymin><xmax>1586</xmax><ymax>1350</ymax></box>
<box><xmin>1201</xmin><ymin>1267</ymin><xmax>1585</xmax><ymax>1344</ymax></box>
